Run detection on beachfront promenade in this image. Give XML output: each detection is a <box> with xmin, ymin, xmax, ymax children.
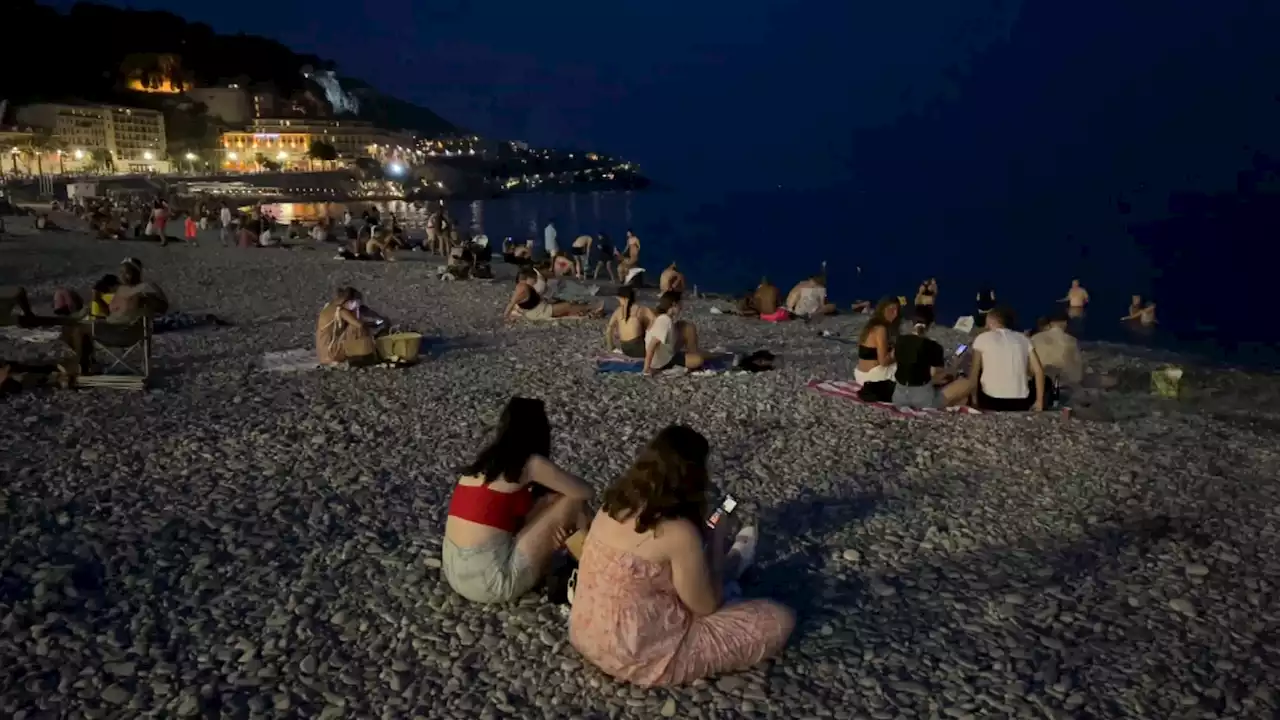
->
<box><xmin>2</xmin><ymin>216</ymin><xmax>1279</xmax><ymax>718</ymax></box>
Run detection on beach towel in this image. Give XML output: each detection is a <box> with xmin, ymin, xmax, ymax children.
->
<box><xmin>595</xmin><ymin>353</ymin><xmax>737</xmax><ymax>375</ymax></box>
<box><xmin>807</xmin><ymin>379</ymin><xmax>981</xmax><ymax>417</ymax></box>
<box><xmin>0</xmin><ymin>326</ymin><xmax>61</xmax><ymax>344</ymax></box>
<box><xmin>760</xmin><ymin>308</ymin><xmax>790</xmax><ymax>323</ymax></box>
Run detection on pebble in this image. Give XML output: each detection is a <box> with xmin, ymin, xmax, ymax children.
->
<box><xmin>0</xmin><ymin>232</ymin><xmax>1277</xmax><ymax>719</ymax></box>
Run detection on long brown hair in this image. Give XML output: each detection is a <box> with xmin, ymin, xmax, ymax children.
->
<box><xmin>858</xmin><ymin>296</ymin><xmax>901</xmax><ymax>343</ymax></box>
<box><xmin>602</xmin><ymin>425</ymin><xmax>710</xmax><ymax>534</ymax></box>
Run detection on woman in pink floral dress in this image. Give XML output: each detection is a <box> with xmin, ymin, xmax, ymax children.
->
<box><xmin>568</xmin><ymin>425</ymin><xmax>794</xmax><ymax>686</ymax></box>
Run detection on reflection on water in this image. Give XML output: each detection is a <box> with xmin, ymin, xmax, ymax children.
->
<box><xmin>260</xmin><ymin>191</ymin><xmax>639</xmax><ymax>243</ymax></box>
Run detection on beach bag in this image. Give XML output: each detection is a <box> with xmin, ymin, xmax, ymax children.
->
<box><xmin>144</xmin><ymin>220</ymin><xmax>155</xmax><ymax>236</ymax></box>
<box><xmin>1151</xmin><ymin>366</ymin><xmax>1183</xmax><ymax>399</ymax></box>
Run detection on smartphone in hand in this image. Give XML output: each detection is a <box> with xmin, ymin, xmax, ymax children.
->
<box><xmin>706</xmin><ymin>494</ymin><xmax>738</xmax><ymax>529</ymax></box>
<box><xmin>954</xmin><ymin>343</ymin><xmax>968</xmax><ymax>356</ymax></box>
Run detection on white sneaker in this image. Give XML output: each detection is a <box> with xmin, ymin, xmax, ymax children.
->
<box><xmin>728</xmin><ymin>526</ymin><xmax>758</xmax><ymax>579</ymax></box>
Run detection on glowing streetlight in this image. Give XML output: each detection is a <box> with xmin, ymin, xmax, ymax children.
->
<box><xmin>184</xmin><ymin>152</ymin><xmax>196</xmax><ymax>161</ymax></box>
<box><xmin>73</xmin><ymin>149</ymin><xmax>84</xmax><ymax>159</ymax></box>
<box><xmin>143</xmin><ymin>151</ymin><xmax>154</xmax><ymax>161</ymax></box>
<box><xmin>227</xmin><ymin>151</ymin><xmax>238</xmax><ymax>160</ymax></box>
<box><xmin>276</xmin><ymin>151</ymin><xmax>287</xmax><ymax>160</ymax></box>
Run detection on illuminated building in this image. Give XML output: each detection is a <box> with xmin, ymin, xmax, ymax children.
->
<box><xmin>15</xmin><ymin>103</ymin><xmax>169</xmax><ymax>173</ymax></box>
<box><xmin>126</xmin><ymin>78</ymin><xmax>192</xmax><ymax>94</ymax></box>
<box><xmin>219</xmin><ymin>118</ymin><xmax>414</xmax><ymax>170</ymax></box>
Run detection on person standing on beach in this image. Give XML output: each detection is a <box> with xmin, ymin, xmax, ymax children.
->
<box><xmin>1060</xmin><ymin>279</ymin><xmax>1090</xmax><ymax>318</ymax></box>
<box><xmin>660</xmin><ymin>263</ymin><xmax>686</xmax><ymax>293</ymax></box>
<box><xmin>219</xmin><ymin>202</ymin><xmax>233</xmax><ymax>245</ymax></box>
<box><xmin>543</xmin><ymin>219</ymin><xmax>559</xmax><ymax>260</ymax></box>
<box><xmin>571</xmin><ymin>235</ymin><xmax>592</xmax><ymax>278</ymax></box>
<box><xmin>592</xmin><ymin>233</ymin><xmax>618</xmax><ymax>281</ymax></box>
<box><xmin>618</xmin><ymin>230</ymin><xmax>641</xmax><ymax>279</ymax></box>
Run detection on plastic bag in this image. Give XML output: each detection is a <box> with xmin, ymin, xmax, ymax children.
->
<box><xmin>1151</xmin><ymin>366</ymin><xmax>1183</xmax><ymax>399</ymax></box>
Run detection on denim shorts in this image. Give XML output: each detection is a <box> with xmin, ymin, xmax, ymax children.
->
<box><xmin>442</xmin><ymin>535</ymin><xmax>538</xmax><ymax>604</ymax></box>
<box><xmin>892</xmin><ymin>383</ymin><xmax>945</xmax><ymax>409</ymax></box>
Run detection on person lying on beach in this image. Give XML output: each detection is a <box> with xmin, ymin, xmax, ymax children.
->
<box><xmin>605</xmin><ymin>287</ymin><xmax>656</xmax><ymax>358</ymax></box>
<box><xmin>316</xmin><ymin>286</ymin><xmax>379</xmax><ymax>366</ymax></box>
<box><xmin>443</xmin><ymin>397</ymin><xmax>593</xmax><ymax>604</ymax></box>
<box><xmin>786</xmin><ymin>275</ymin><xmax>837</xmax><ymax>319</ymax></box>
<box><xmin>736</xmin><ymin>278</ymin><xmax>780</xmax><ymax>317</ymax></box>
<box><xmin>1121</xmin><ymin>295</ymin><xmax>1157</xmax><ymax>326</ymax></box>
<box><xmin>660</xmin><ymin>263</ymin><xmax>687</xmax><ymax>294</ymax></box>
<box><xmin>855</xmin><ymin>297</ymin><xmax>901</xmax><ymax>402</ymax></box>
<box><xmin>891</xmin><ymin>310</ymin><xmax>973</xmax><ymax>409</ymax></box>
<box><xmin>501</xmin><ymin>238</ymin><xmax>533</xmax><ymax>265</ymax></box>
<box><xmin>569</xmin><ymin>424</ymin><xmax>793</xmax><ymax>686</ymax></box>
<box><xmin>504</xmin><ymin>268</ymin><xmax>603</xmax><ymax>321</ymax></box>
<box><xmin>571</xmin><ymin>235</ymin><xmax>593</xmax><ymax>277</ymax></box>
<box><xmin>591</xmin><ymin>233</ymin><xmax>618</xmax><ymax>281</ymax></box>
<box><xmin>644</xmin><ymin>292</ymin><xmax>705</xmax><ymax>374</ymax></box>
<box><xmin>969</xmin><ymin>306</ymin><xmax>1046</xmax><ymax>412</ymax></box>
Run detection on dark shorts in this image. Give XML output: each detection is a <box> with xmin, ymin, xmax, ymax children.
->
<box><xmin>620</xmin><ymin>337</ymin><xmax>646</xmax><ymax>358</ymax></box>
<box><xmin>655</xmin><ymin>352</ymin><xmax>687</xmax><ymax>372</ymax></box>
<box><xmin>857</xmin><ymin>380</ymin><xmax>896</xmax><ymax>403</ymax></box>
<box><xmin>977</xmin><ymin>389</ymin><xmax>1034</xmax><ymax>412</ymax></box>
<box><xmin>913</xmin><ymin>303</ymin><xmax>935</xmax><ymax>325</ymax></box>
<box><xmin>571</xmin><ymin>246</ymin><xmax>586</xmax><ymax>256</ymax></box>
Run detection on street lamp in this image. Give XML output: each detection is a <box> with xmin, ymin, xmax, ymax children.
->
<box><xmin>143</xmin><ymin>150</ymin><xmax>154</xmax><ymax>161</ymax></box>
<box><xmin>184</xmin><ymin>152</ymin><xmax>198</xmax><ymax>174</ymax></box>
<box><xmin>73</xmin><ymin>149</ymin><xmax>84</xmax><ymax>160</ymax></box>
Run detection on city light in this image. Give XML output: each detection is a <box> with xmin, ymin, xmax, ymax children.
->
<box><xmin>276</xmin><ymin>151</ymin><xmax>287</xmax><ymax>160</ymax></box>
<box><xmin>387</xmin><ymin>162</ymin><xmax>404</xmax><ymax>175</ymax></box>
<box><xmin>143</xmin><ymin>151</ymin><xmax>154</xmax><ymax>160</ymax></box>
<box><xmin>73</xmin><ymin>149</ymin><xmax>84</xmax><ymax>159</ymax></box>
<box><xmin>227</xmin><ymin>151</ymin><xmax>238</xmax><ymax>160</ymax></box>
<box><xmin>185</xmin><ymin>152</ymin><xmax>197</xmax><ymax>161</ymax></box>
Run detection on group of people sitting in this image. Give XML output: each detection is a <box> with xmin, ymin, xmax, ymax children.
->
<box><xmin>503</xmin><ymin>267</ymin><xmax>605</xmax><ymax>321</ymax></box>
<box><xmin>604</xmin><ymin>288</ymin><xmax>707</xmax><ymax>374</ymax></box>
<box><xmin>4</xmin><ymin>258</ymin><xmax>169</xmax><ymax>374</ymax></box>
<box><xmin>442</xmin><ymin>397</ymin><xmax>794</xmax><ymax>686</ymax></box>
<box><xmin>735</xmin><ymin>274</ymin><xmax>838</xmax><ymax>322</ymax></box>
<box><xmin>853</xmin><ymin>295</ymin><xmax>1099</xmax><ymax>412</ymax></box>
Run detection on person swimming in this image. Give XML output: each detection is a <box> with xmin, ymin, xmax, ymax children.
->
<box><xmin>1121</xmin><ymin>295</ymin><xmax>1157</xmax><ymax>326</ymax></box>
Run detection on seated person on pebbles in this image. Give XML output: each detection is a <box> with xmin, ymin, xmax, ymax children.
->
<box><xmin>736</xmin><ymin>277</ymin><xmax>780</xmax><ymax>317</ymax></box>
<box><xmin>644</xmin><ymin>292</ymin><xmax>706</xmax><ymax>375</ymax></box>
<box><xmin>316</xmin><ymin>286</ymin><xmax>388</xmax><ymax>366</ymax></box>
<box><xmin>605</xmin><ymin>287</ymin><xmax>656</xmax><ymax>358</ymax></box>
<box><xmin>443</xmin><ymin>397</ymin><xmax>593</xmax><ymax>604</ymax></box>
<box><xmin>785</xmin><ymin>274</ymin><xmax>837</xmax><ymax>319</ymax></box>
<box><xmin>854</xmin><ymin>297</ymin><xmax>901</xmax><ymax>402</ymax></box>
<box><xmin>569</xmin><ymin>425</ymin><xmax>794</xmax><ymax>687</ymax></box>
<box><xmin>503</xmin><ymin>267</ymin><xmax>602</xmax><ymax>321</ymax></box>
<box><xmin>969</xmin><ymin>306</ymin><xmax>1046</xmax><ymax>412</ymax></box>
<box><xmin>891</xmin><ymin>309</ymin><xmax>973</xmax><ymax>409</ymax></box>
<box><xmin>660</xmin><ymin>262</ymin><xmax>686</xmax><ymax>293</ymax></box>
<box><xmin>61</xmin><ymin>258</ymin><xmax>169</xmax><ymax>373</ymax></box>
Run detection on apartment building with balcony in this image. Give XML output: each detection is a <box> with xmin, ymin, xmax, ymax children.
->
<box><xmin>219</xmin><ymin>117</ymin><xmax>414</xmax><ymax>170</ymax></box>
<box><xmin>15</xmin><ymin>103</ymin><xmax>169</xmax><ymax>173</ymax></box>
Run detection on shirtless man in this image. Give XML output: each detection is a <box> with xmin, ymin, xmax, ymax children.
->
<box><xmin>571</xmin><ymin>235</ymin><xmax>593</xmax><ymax>278</ymax></box>
<box><xmin>738</xmin><ymin>277</ymin><xmax>780</xmax><ymax>316</ymax></box>
<box><xmin>1121</xmin><ymin>295</ymin><xmax>1157</xmax><ymax>326</ymax></box>
<box><xmin>659</xmin><ymin>262</ymin><xmax>686</xmax><ymax>293</ymax></box>
<box><xmin>1061</xmin><ymin>279</ymin><xmax>1090</xmax><ymax>318</ymax></box>
<box><xmin>617</xmin><ymin>230</ymin><xmax>641</xmax><ymax>278</ymax></box>
<box><xmin>604</xmin><ymin>287</ymin><xmax>655</xmax><ymax>358</ymax></box>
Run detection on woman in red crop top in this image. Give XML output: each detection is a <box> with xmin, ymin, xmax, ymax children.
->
<box><xmin>443</xmin><ymin>397</ymin><xmax>594</xmax><ymax>604</ymax></box>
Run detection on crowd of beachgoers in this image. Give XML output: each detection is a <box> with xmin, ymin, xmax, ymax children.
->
<box><xmin>2</xmin><ymin>202</ymin><xmax>1279</xmax><ymax>719</ymax></box>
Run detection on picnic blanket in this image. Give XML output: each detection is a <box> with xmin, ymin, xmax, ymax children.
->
<box><xmin>596</xmin><ymin>353</ymin><xmax>737</xmax><ymax>375</ymax></box>
<box><xmin>807</xmin><ymin>379</ymin><xmax>982</xmax><ymax>417</ymax></box>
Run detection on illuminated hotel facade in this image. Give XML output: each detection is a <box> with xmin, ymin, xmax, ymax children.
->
<box><xmin>14</xmin><ymin>103</ymin><xmax>169</xmax><ymax>173</ymax></box>
<box><xmin>219</xmin><ymin>118</ymin><xmax>415</xmax><ymax>171</ymax></box>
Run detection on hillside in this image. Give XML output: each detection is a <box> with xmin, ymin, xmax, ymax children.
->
<box><xmin>4</xmin><ymin>0</ymin><xmax>459</xmax><ymax>136</ymax></box>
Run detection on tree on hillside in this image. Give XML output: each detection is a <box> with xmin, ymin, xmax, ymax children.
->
<box><xmin>307</xmin><ymin>140</ymin><xmax>338</xmax><ymax>170</ymax></box>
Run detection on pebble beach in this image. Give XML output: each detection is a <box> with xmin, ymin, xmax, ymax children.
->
<box><xmin>3</xmin><ymin>217</ymin><xmax>1280</xmax><ymax>719</ymax></box>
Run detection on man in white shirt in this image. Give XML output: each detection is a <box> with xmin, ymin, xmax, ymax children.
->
<box><xmin>969</xmin><ymin>307</ymin><xmax>1045</xmax><ymax>411</ymax></box>
<box><xmin>644</xmin><ymin>292</ymin><xmax>705</xmax><ymax>374</ymax></box>
<box><xmin>543</xmin><ymin>220</ymin><xmax>559</xmax><ymax>259</ymax></box>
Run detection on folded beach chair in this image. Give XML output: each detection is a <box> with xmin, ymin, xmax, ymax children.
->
<box><xmin>78</xmin><ymin>316</ymin><xmax>153</xmax><ymax>390</ymax></box>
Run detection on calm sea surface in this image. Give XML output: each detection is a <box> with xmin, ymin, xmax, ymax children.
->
<box><xmin>264</xmin><ymin>189</ymin><xmax>1280</xmax><ymax>370</ymax></box>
